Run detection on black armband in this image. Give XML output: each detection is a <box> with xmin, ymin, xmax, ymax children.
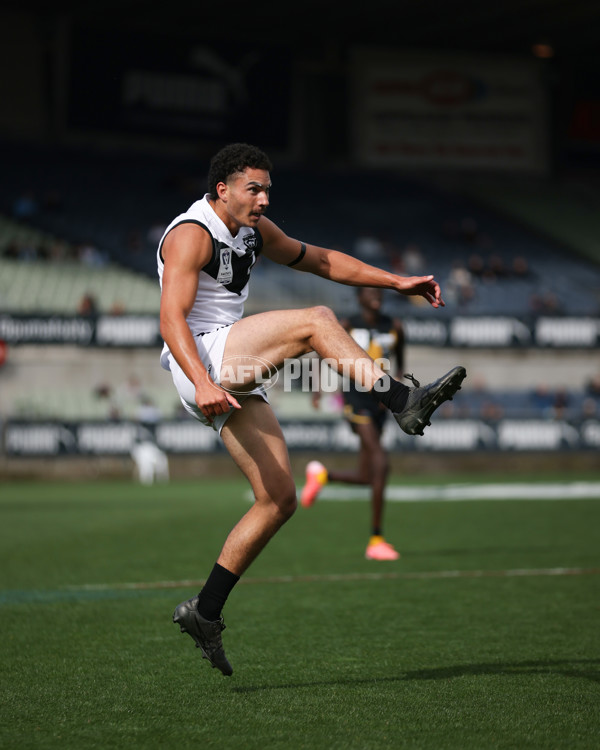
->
<box><xmin>287</xmin><ymin>242</ymin><xmax>306</xmax><ymax>267</ymax></box>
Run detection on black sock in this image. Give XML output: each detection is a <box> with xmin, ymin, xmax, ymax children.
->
<box><xmin>372</xmin><ymin>374</ymin><xmax>410</xmax><ymax>413</ymax></box>
<box><xmin>196</xmin><ymin>563</ymin><xmax>240</xmax><ymax>621</ymax></box>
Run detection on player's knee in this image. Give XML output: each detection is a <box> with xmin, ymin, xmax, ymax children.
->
<box><xmin>274</xmin><ymin>479</ymin><xmax>298</xmax><ymax>520</ymax></box>
<box><xmin>279</xmin><ymin>485</ymin><xmax>298</xmax><ymax>521</ymax></box>
<box><xmin>256</xmin><ymin>480</ymin><xmax>297</xmax><ymax>522</ymax></box>
<box><xmin>308</xmin><ymin>305</ymin><xmax>337</xmax><ymax>326</ymax></box>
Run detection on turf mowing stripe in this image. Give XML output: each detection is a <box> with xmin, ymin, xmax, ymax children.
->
<box><xmin>289</xmin><ymin>481</ymin><xmax>600</xmax><ymax>503</ymax></box>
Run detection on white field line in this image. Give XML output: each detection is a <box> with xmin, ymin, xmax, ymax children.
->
<box><xmin>66</xmin><ymin>483</ymin><xmax>600</xmax><ymax>595</ymax></box>
<box><xmin>285</xmin><ymin>482</ymin><xmax>600</xmax><ymax>503</ymax></box>
<box><xmin>68</xmin><ymin>567</ymin><xmax>600</xmax><ymax>593</ymax></box>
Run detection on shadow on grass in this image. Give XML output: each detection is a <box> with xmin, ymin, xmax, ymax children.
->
<box><xmin>232</xmin><ymin>658</ymin><xmax>600</xmax><ymax>693</ymax></box>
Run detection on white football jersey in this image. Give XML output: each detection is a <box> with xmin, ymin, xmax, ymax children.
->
<box><xmin>157</xmin><ymin>195</ymin><xmax>262</xmax><ymax>370</ymax></box>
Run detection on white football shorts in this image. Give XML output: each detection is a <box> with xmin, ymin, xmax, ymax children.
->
<box><xmin>163</xmin><ymin>324</ymin><xmax>268</xmax><ymax>433</ymax></box>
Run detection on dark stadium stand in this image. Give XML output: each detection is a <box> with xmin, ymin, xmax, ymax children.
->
<box><xmin>1</xmin><ymin>141</ymin><xmax>599</xmax><ymax>320</ymax></box>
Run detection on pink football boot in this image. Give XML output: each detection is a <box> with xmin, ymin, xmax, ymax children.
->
<box><xmin>300</xmin><ymin>461</ymin><xmax>328</xmax><ymax>508</ymax></box>
<box><xmin>365</xmin><ymin>536</ymin><xmax>400</xmax><ymax>561</ymax></box>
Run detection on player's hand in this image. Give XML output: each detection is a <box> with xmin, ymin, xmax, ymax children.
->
<box><xmin>195</xmin><ymin>379</ymin><xmax>241</xmax><ymax>424</ymax></box>
<box><xmin>396</xmin><ymin>274</ymin><xmax>445</xmax><ymax>308</ymax></box>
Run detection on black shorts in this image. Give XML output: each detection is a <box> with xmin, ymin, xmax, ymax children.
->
<box><xmin>343</xmin><ymin>389</ymin><xmax>388</xmax><ymax>433</ymax></box>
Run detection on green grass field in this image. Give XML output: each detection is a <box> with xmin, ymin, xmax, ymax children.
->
<box><xmin>1</xmin><ymin>474</ymin><xmax>599</xmax><ymax>749</ymax></box>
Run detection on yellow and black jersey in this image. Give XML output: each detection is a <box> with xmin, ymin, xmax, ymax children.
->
<box><xmin>343</xmin><ymin>313</ymin><xmax>398</xmax><ymax>429</ymax></box>
<box><xmin>348</xmin><ymin>312</ymin><xmax>398</xmax><ymax>374</ymax></box>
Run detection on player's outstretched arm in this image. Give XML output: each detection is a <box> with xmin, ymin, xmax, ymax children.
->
<box><xmin>259</xmin><ymin>217</ymin><xmax>444</xmax><ymax>308</ymax></box>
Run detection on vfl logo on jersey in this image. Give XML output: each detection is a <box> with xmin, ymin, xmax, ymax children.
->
<box><xmin>216</xmin><ymin>248</ymin><xmax>233</xmax><ymax>284</ymax></box>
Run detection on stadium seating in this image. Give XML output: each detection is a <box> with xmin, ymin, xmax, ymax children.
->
<box><xmin>0</xmin><ymin>141</ymin><xmax>599</xmax><ymax>318</ymax></box>
<box><xmin>3</xmin><ymin>370</ymin><xmax>597</xmax><ymax>422</ymax></box>
<box><xmin>0</xmin><ymin>256</ymin><xmax>160</xmax><ymax>314</ymax></box>
<box><xmin>0</xmin><ymin>141</ymin><xmax>598</xmax><ymax>426</ymax></box>
<box><xmin>9</xmin><ymin>382</ymin><xmax>180</xmax><ymax>422</ymax></box>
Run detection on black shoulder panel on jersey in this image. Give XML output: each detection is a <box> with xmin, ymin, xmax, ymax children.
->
<box><xmin>158</xmin><ymin>220</ymin><xmax>216</xmax><ymax>265</ymax></box>
<box><xmin>253</xmin><ymin>228</ymin><xmax>264</xmax><ymax>256</ymax></box>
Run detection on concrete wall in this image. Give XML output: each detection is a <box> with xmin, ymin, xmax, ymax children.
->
<box><xmin>1</xmin><ymin>450</ymin><xmax>598</xmax><ymax>482</ymax></box>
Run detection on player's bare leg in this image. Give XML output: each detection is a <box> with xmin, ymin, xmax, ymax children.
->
<box><xmin>327</xmin><ymin>422</ymin><xmax>389</xmax><ymax>530</ymax></box>
<box><xmin>217</xmin><ymin>397</ymin><xmax>297</xmax><ymax>575</ymax></box>
<box><xmin>223</xmin><ymin>306</ymin><xmax>465</xmax><ymax>435</ymax></box>
<box><xmin>305</xmin><ymin>422</ymin><xmax>398</xmax><ymax>559</ymax></box>
<box><xmin>222</xmin><ymin>306</ymin><xmax>386</xmax><ymax>392</ymax></box>
<box><xmin>173</xmin><ymin>397</ymin><xmax>296</xmax><ymax>676</ymax></box>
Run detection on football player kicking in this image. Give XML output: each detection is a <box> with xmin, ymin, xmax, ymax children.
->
<box><xmin>158</xmin><ymin>143</ymin><xmax>466</xmax><ymax>675</ymax></box>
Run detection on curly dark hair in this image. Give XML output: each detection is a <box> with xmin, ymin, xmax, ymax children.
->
<box><xmin>207</xmin><ymin>143</ymin><xmax>273</xmax><ymax>200</ymax></box>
